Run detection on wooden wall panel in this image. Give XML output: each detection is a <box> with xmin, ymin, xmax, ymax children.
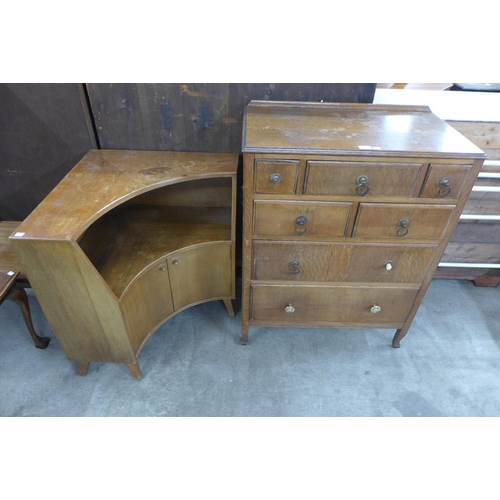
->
<box><xmin>87</xmin><ymin>83</ymin><xmax>376</xmax><ymax>153</ymax></box>
<box><xmin>0</xmin><ymin>84</ymin><xmax>97</xmax><ymax>220</ymax></box>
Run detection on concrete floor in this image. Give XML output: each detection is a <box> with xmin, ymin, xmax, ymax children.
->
<box><xmin>1</xmin><ymin>278</ymin><xmax>500</xmax><ymax>416</ymax></box>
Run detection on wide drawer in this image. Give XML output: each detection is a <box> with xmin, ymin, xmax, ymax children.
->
<box><xmin>353</xmin><ymin>203</ymin><xmax>454</xmax><ymax>240</ymax></box>
<box><xmin>251</xmin><ymin>284</ymin><xmax>419</xmax><ymax>326</ymax></box>
<box><xmin>252</xmin><ymin>241</ymin><xmax>438</xmax><ymax>282</ymax></box>
<box><xmin>254</xmin><ymin>200</ymin><xmax>352</xmax><ymax>238</ymax></box>
<box><xmin>304</xmin><ymin>161</ymin><xmax>424</xmax><ymax>197</ymax></box>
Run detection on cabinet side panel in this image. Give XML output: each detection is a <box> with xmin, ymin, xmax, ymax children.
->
<box><xmin>11</xmin><ymin>238</ymin><xmax>133</xmax><ymax>363</ymax></box>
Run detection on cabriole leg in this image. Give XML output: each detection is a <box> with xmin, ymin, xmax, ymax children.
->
<box><xmin>392</xmin><ymin>327</ymin><xmax>410</xmax><ymax>348</ymax></box>
<box><xmin>8</xmin><ymin>287</ymin><xmax>50</xmax><ymax>349</ymax></box>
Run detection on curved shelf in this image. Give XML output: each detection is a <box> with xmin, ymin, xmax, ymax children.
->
<box><xmin>80</xmin><ymin>204</ymin><xmax>232</xmax><ymax>298</ymax></box>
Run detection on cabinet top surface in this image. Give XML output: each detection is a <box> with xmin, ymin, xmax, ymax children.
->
<box><xmin>242</xmin><ymin>101</ymin><xmax>486</xmax><ymax>158</ymax></box>
<box><xmin>11</xmin><ymin>150</ymin><xmax>238</xmax><ymax>240</ymax></box>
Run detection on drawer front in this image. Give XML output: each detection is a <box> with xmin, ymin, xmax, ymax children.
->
<box><xmin>254</xmin><ymin>200</ymin><xmax>352</xmax><ymax>238</ymax></box>
<box><xmin>353</xmin><ymin>203</ymin><xmax>454</xmax><ymax>240</ymax></box>
<box><xmin>253</xmin><ymin>241</ymin><xmax>438</xmax><ymax>283</ymax></box>
<box><xmin>255</xmin><ymin>159</ymin><xmax>299</xmax><ymax>194</ymax></box>
<box><xmin>420</xmin><ymin>163</ymin><xmax>472</xmax><ymax>200</ymax></box>
<box><xmin>304</xmin><ymin>161</ymin><xmax>424</xmax><ymax>197</ymax></box>
<box><xmin>251</xmin><ymin>284</ymin><xmax>419</xmax><ymax>325</ymax></box>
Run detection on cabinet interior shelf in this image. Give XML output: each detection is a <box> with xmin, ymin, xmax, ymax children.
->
<box><xmin>80</xmin><ymin>204</ymin><xmax>232</xmax><ymax>298</ymax></box>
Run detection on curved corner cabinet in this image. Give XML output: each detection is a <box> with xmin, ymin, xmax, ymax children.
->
<box><xmin>10</xmin><ymin>150</ymin><xmax>238</xmax><ymax>379</ymax></box>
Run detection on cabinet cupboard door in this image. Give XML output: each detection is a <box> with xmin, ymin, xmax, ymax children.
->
<box><xmin>167</xmin><ymin>242</ymin><xmax>232</xmax><ymax>310</ymax></box>
<box><xmin>121</xmin><ymin>259</ymin><xmax>174</xmax><ymax>351</ymax></box>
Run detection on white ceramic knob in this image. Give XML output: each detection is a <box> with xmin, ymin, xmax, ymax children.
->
<box><xmin>385</xmin><ymin>262</ymin><xmax>393</xmax><ymax>271</ymax></box>
<box><xmin>371</xmin><ymin>305</ymin><xmax>381</xmax><ymax>313</ymax></box>
<box><xmin>285</xmin><ymin>303</ymin><xmax>295</xmax><ymax>313</ymax></box>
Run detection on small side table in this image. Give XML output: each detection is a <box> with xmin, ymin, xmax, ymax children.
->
<box><xmin>0</xmin><ymin>270</ymin><xmax>50</xmax><ymax>349</ymax></box>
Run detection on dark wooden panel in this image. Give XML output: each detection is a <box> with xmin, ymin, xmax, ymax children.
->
<box><xmin>0</xmin><ymin>83</ymin><xmax>97</xmax><ymax>220</ymax></box>
<box><xmin>448</xmin><ymin>219</ymin><xmax>500</xmax><ymax>244</ymax></box>
<box><xmin>86</xmin><ymin>83</ymin><xmax>145</xmax><ymax>149</ymax></box>
<box><xmin>442</xmin><ymin>242</ymin><xmax>500</xmax><ymax>264</ymax></box>
<box><xmin>87</xmin><ymin>83</ymin><xmax>376</xmax><ymax>153</ymax></box>
<box><xmin>273</xmin><ymin>83</ymin><xmax>376</xmax><ymax>103</ymax></box>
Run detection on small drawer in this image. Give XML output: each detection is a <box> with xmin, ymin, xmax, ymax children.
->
<box><xmin>254</xmin><ymin>200</ymin><xmax>352</xmax><ymax>238</ymax></box>
<box><xmin>420</xmin><ymin>164</ymin><xmax>472</xmax><ymax>200</ymax></box>
<box><xmin>353</xmin><ymin>203</ymin><xmax>454</xmax><ymax>240</ymax></box>
<box><xmin>251</xmin><ymin>284</ymin><xmax>419</xmax><ymax>326</ymax></box>
<box><xmin>252</xmin><ymin>241</ymin><xmax>439</xmax><ymax>283</ymax></box>
<box><xmin>254</xmin><ymin>159</ymin><xmax>299</xmax><ymax>194</ymax></box>
<box><xmin>304</xmin><ymin>161</ymin><xmax>424</xmax><ymax>197</ymax></box>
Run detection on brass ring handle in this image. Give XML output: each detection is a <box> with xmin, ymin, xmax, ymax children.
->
<box><xmin>270</xmin><ymin>173</ymin><xmax>282</xmax><ymax>183</ymax></box>
<box><xmin>397</xmin><ymin>218</ymin><xmax>409</xmax><ymax>237</ymax></box>
<box><xmin>295</xmin><ymin>216</ymin><xmax>307</xmax><ymax>236</ymax></box>
<box><xmin>289</xmin><ymin>260</ymin><xmax>300</xmax><ymax>274</ymax></box>
<box><xmin>356</xmin><ymin>175</ymin><xmax>369</xmax><ymax>196</ymax></box>
<box><xmin>438</xmin><ymin>177</ymin><xmax>451</xmax><ymax>198</ymax></box>
<box><xmin>285</xmin><ymin>303</ymin><xmax>295</xmax><ymax>313</ymax></box>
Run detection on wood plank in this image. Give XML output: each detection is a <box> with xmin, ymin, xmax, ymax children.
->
<box><xmin>448</xmin><ymin>121</ymin><xmax>500</xmax><ymax>151</ymax></box>
<box><xmin>86</xmin><ymin>83</ymin><xmax>146</xmax><ymax>149</ymax></box>
<box><xmin>434</xmin><ymin>266</ymin><xmax>500</xmax><ymax>287</ymax></box>
<box><xmin>447</xmin><ymin>219</ymin><xmax>500</xmax><ymax>244</ymax></box>
<box><xmin>441</xmin><ymin>242</ymin><xmax>500</xmax><ymax>264</ymax></box>
<box><xmin>86</xmin><ymin>84</ymin><xmax>377</xmax><ymax>153</ymax></box>
<box><xmin>136</xmin><ymin>83</ymin><xmax>186</xmax><ymax>151</ymax></box>
<box><xmin>274</xmin><ymin>83</ymin><xmax>376</xmax><ymax>103</ymax></box>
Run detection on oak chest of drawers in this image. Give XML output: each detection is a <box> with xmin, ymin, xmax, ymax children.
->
<box><xmin>240</xmin><ymin>101</ymin><xmax>486</xmax><ymax>347</ymax></box>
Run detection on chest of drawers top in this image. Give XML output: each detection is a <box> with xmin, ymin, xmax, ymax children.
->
<box><xmin>242</xmin><ymin>101</ymin><xmax>486</xmax><ymax>159</ymax></box>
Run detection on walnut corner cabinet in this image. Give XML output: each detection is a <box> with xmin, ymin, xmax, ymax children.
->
<box><xmin>10</xmin><ymin>150</ymin><xmax>238</xmax><ymax>379</ymax></box>
<box><xmin>240</xmin><ymin>101</ymin><xmax>487</xmax><ymax>347</ymax></box>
